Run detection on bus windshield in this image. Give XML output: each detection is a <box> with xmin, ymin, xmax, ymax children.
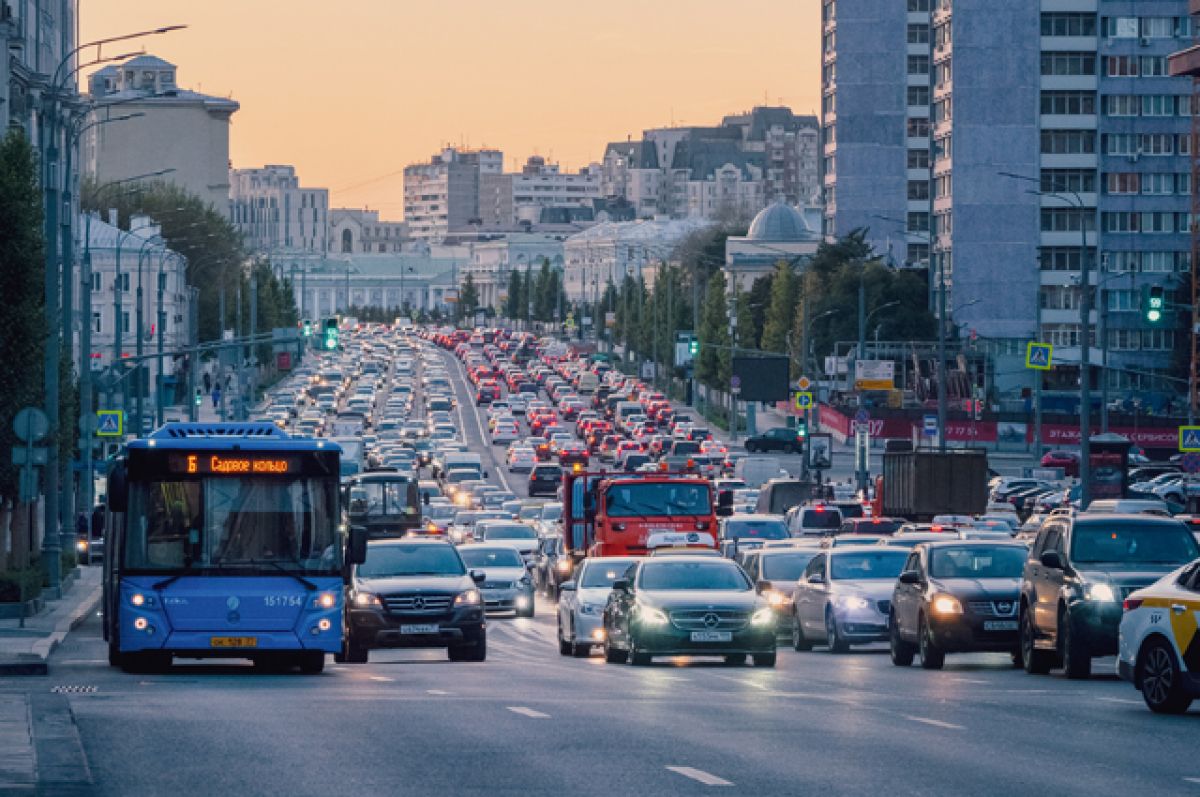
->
<box><xmin>604</xmin><ymin>482</ymin><xmax>711</xmax><ymax>517</ymax></box>
<box><xmin>350</xmin><ymin>480</ymin><xmax>418</xmax><ymax>518</ymax></box>
<box><xmin>124</xmin><ymin>477</ymin><xmax>341</xmax><ymax>574</ymax></box>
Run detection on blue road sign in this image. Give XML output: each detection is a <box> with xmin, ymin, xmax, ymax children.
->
<box><xmin>922</xmin><ymin>414</ymin><xmax>938</xmax><ymax>437</ymax></box>
<box><xmin>1026</xmin><ymin>342</ymin><xmax>1052</xmax><ymax>371</ymax></box>
<box><xmin>1180</xmin><ymin>426</ymin><xmax>1200</xmax><ymax>452</ymax></box>
<box><xmin>1181</xmin><ymin>453</ymin><xmax>1200</xmax><ymax>474</ymax></box>
<box><xmin>96</xmin><ymin>410</ymin><xmax>123</xmax><ymax>437</ymax></box>
<box><xmin>855</xmin><ymin>408</ymin><xmax>870</xmax><ymax>424</ymax></box>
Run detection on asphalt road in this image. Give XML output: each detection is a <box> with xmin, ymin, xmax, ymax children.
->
<box><xmin>6</xmin><ymin>345</ymin><xmax>1197</xmax><ymax>796</ymax></box>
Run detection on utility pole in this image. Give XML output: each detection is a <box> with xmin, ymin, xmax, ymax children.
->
<box><xmin>937</xmin><ymin>252</ymin><xmax>948</xmax><ymax>453</ymax></box>
<box><xmin>236</xmin><ymin>283</ymin><xmax>244</xmax><ymax>421</ymax></box>
<box><xmin>79</xmin><ymin>221</ymin><xmax>95</xmax><ymax>524</ymax></box>
<box><xmin>41</xmin><ymin>107</ymin><xmax>63</xmax><ymax>592</ymax></box>
<box><xmin>857</xmin><ymin>260</ymin><xmax>867</xmax><ymax>361</ymax></box>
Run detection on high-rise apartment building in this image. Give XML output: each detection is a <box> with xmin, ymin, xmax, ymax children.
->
<box><xmin>404</xmin><ymin>147</ymin><xmax>502</xmax><ymax>242</ymax></box>
<box><xmin>479</xmin><ymin>156</ymin><xmax>601</xmax><ymax>225</ymax></box>
<box><xmin>821</xmin><ymin>0</ymin><xmax>1191</xmax><ymax>390</ymax></box>
<box><xmin>229</xmin><ymin>165</ymin><xmax>329</xmax><ymax>254</ymax></box>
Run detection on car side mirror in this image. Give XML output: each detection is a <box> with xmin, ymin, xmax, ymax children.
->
<box><xmin>1040</xmin><ymin>550</ymin><xmax>1065</xmax><ymax>570</ymax></box>
<box><xmin>348</xmin><ymin>525</ymin><xmax>368</xmax><ymax>566</ymax></box>
<box><xmin>423</xmin><ymin>493</ymin><xmax>430</xmax><ymax>505</ymax></box>
<box><xmin>898</xmin><ymin>570</ymin><xmax>921</xmax><ymax>585</ymax></box>
<box><xmin>559</xmin><ymin>581</ymin><xmax>576</xmax><ymax>592</ymax></box>
<box><xmin>470</xmin><ymin>569</ymin><xmax>486</xmax><ymax>584</ymax></box>
<box><xmin>107</xmin><ymin>461</ymin><xmax>129</xmax><ymax>513</ymax></box>
<box><xmin>612</xmin><ymin>578</ymin><xmax>629</xmax><ymax>593</ymax></box>
<box><xmin>484</xmin><ymin>470</ymin><xmax>490</xmax><ymax>479</ymax></box>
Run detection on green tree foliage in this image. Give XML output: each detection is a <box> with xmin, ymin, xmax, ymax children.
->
<box><xmin>760</xmin><ymin>260</ymin><xmax>798</xmax><ymax>353</ymax></box>
<box><xmin>528</xmin><ymin>259</ymin><xmax>566</xmax><ymax>322</ymax></box>
<box><xmin>696</xmin><ymin>270</ymin><xmax>730</xmax><ymax>388</ymax></box>
<box><xmin>0</xmin><ymin>132</ymin><xmax>46</xmax><ymax>502</ymax></box>
<box><xmin>458</xmin><ymin>273</ymin><xmax>480</xmax><ymax>319</ymax></box>
<box><xmin>504</xmin><ymin>269</ymin><xmax>524</xmax><ymax>320</ymax></box>
<box><xmin>745</xmin><ymin>273</ymin><xmax>773</xmax><ymax>349</ymax></box>
<box><xmin>81</xmin><ymin>180</ymin><xmax>248</xmax><ymax>343</ymax></box>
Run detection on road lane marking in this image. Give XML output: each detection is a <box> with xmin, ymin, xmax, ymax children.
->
<box><xmin>948</xmin><ymin>677</ymin><xmax>989</xmax><ymax>685</ymax></box>
<box><xmin>904</xmin><ymin>715</ymin><xmax>965</xmax><ymax>730</ymax></box>
<box><xmin>666</xmin><ymin>766</ymin><xmax>733</xmax><ymax>787</ymax></box>
<box><xmin>1097</xmin><ymin>697</ymin><xmax>1143</xmax><ymax>706</ymax></box>
<box><xmin>426</xmin><ymin>689</ymin><xmax>451</xmax><ymax>696</ymax></box>
<box><xmin>369</xmin><ymin>676</ymin><xmax>394</xmax><ymax>682</ymax></box>
<box><xmin>1183</xmin><ymin>777</ymin><xmax>1200</xmax><ymax>785</ymax></box>
<box><xmin>507</xmin><ymin>706</ymin><xmax>550</xmax><ymax>719</ymax></box>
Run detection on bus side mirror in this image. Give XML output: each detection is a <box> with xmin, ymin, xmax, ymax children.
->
<box><xmin>348</xmin><ymin>526</ymin><xmax>368</xmax><ymax>566</ymax></box>
<box><xmin>716</xmin><ymin>490</ymin><xmax>734</xmax><ymax>517</ymax></box>
<box><xmin>107</xmin><ymin>462</ymin><xmax>128</xmax><ymax>513</ymax></box>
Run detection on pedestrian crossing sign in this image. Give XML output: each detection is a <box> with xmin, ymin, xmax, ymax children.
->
<box><xmin>1025</xmin><ymin>342</ymin><xmax>1052</xmax><ymax>371</ymax></box>
<box><xmin>1179</xmin><ymin>426</ymin><xmax>1200</xmax><ymax>452</ymax></box>
<box><xmin>96</xmin><ymin>410</ymin><xmax>123</xmax><ymax>437</ymax></box>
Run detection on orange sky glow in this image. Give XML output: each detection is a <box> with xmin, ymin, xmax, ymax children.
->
<box><xmin>81</xmin><ymin>0</ymin><xmax>819</xmax><ymax>219</ymax></box>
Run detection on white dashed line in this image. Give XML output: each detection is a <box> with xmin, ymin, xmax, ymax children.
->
<box><xmin>426</xmin><ymin>689</ymin><xmax>451</xmax><ymax>696</ymax></box>
<box><xmin>1097</xmin><ymin>697</ymin><xmax>1143</xmax><ymax>706</ymax></box>
<box><xmin>948</xmin><ymin>677</ymin><xmax>989</xmax><ymax>685</ymax></box>
<box><xmin>507</xmin><ymin>706</ymin><xmax>550</xmax><ymax>719</ymax></box>
<box><xmin>666</xmin><ymin>766</ymin><xmax>733</xmax><ymax>786</ymax></box>
<box><xmin>369</xmin><ymin>676</ymin><xmax>394</xmax><ymax>682</ymax></box>
<box><xmin>1183</xmin><ymin>777</ymin><xmax>1200</xmax><ymax>785</ymax></box>
<box><xmin>904</xmin><ymin>715</ymin><xmax>965</xmax><ymax>730</ymax></box>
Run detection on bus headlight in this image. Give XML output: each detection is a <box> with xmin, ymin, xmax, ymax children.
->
<box><xmin>314</xmin><ymin>592</ymin><xmax>337</xmax><ymax>609</ymax></box>
<box><xmin>130</xmin><ymin>593</ymin><xmax>155</xmax><ymax>608</ymax></box>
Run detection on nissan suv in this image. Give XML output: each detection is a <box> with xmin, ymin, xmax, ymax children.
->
<box><xmin>1019</xmin><ymin>512</ymin><xmax>1199</xmax><ymax>679</ymax></box>
<box><xmin>345</xmin><ymin>538</ymin><xmax>487</xmax><ymax>663</ymax></box>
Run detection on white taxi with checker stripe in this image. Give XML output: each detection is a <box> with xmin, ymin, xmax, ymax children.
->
<box><xmin>1117</xmin><ymin>558</ymin><xmax>1200</xmax><ymax>714</ymax></box>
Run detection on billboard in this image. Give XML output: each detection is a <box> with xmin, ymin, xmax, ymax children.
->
<box><xmin>731</xmin><ymin>356</ymin><xmax>790</xmax><ymax>402</ymax></box>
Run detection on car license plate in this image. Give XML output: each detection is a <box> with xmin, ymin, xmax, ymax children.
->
<box><xmin>210</xmin><ymin>636</ymin><xmax>257</xmax><ymax>648</ymax></box>
<box><xmin>983</xmin><ymin>620</ymin><xmax>1018</xmax><ymax>631</ymax></box>
<box><xmin>401</xmin><ymin>624</ymin><xmax>440</xmax><ymax>634</ymax></box>
<box><xmin>690</xmin><ymin>631</ymin><xmax>732</xmax><ymax>643</ymax></box>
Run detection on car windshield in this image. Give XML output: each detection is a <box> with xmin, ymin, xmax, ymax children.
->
<box><xmin>605</xmin><ymin>482</ymin><xmax>711</xmax><ymax>517</ymax></box>
<box><xmin>1070</xmin><ymin>522</ymin><xmax>1200</xmax><ymax>564</ymax></box>
<box><xmin>762</xmin><ymin>552</ymin><xmax>818</xmax><ymax>581</ymax></box>
<box><xmin>639</xmin><ymin>561</ymin><xmax>750</xmax><ymax>591</ymax></box>
<box><xmin>801</xmin><ymin>509</ymin><xmax>842</xmax><ymax>529</ymax></box>
<box><xmin>350</xmin><ymin>479</ymin><xmax>417</xmax><ymax>518</ymax></box>
<box><xmin>357</xmin><ymin>544</ymin><xmax>465</xmax><ymax>578</ymax></box>
<box><xmin>580</xmin><ymin>559</ymin><xmax>639</xmax><ymax>588</ymax></box>
<box><xmin>725</xmin><ymin>519</ymin><xmax>789</xmax><ymax>540</ymax></box>
<box><xmin>929</xmin><ymin>546</ymin><xmax>1026</xmax><ymax>579</ymax></box>
<box><xmin>483</xmin><ymin>524</ymin><xmax>537</xmax><ymax>540</ymax></box>
<box><xmin>830</xmin><ymin>551</ymin><xmax>908</xmax><ymax>580</ymax></box>
<box><xmin>540</xmin><ymin>504</ymin><xmax>563</xmax><ymax>521</ymax></box>
<box><xmin>458</xmin><ymin>547</ymin><xmax>524</xmax><ymax>568</ymax></box>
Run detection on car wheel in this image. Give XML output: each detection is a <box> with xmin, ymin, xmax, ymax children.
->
<box><xmin>918</xmin><ymin>614</ymin><xmax>945</xmax><ymax>670</ymax></box>
<box><xmin>783</xmin><ymin>443</ymin><xmax>795</xmax><ymax>454</ymax></box>
<box><xmin>345</xmin><ymin>637</ymin><xmax>369</xmax><ymax>664</ymax></box>
<box><xmin>1060</xmin><ymin>608</ymin><xmax>1091</xmax><ymax>680</ymax></box>
<box><xmin>1020</xmin><ymin>605</ymin><xmax>1052</xmax><ymax>675</ymax></box>
<box><xmin>889</xmin><ymin>612</ymin><xmax>915</xmax><ymax>667</ymax></box>
<box><xmin>724</xmin><ymin>653</ymin><xmax>747</xmax><ymax>666</ymax></box>
<box><xmin>1010</xmin><ymin>648</ymin><xmax>1022</xmax><ymax>668</ymax></box>
<box><xmin>604</xmin><ymin>636</ymin><xmax>628</xmax><ymax>664</ymax></box>
<box><xmin>518</xmin><ymin>602</ymin><xmax>535</xmax><ymax>619</ymax></box>
<box><xmin>825</xmin><ymin>608</ymin><xmax>849</xmax><ymax>653</ymax></box>
<box><xmin>121</xmin><ymin>652</ymin><xmax>170</xmax><ymax>674</ymax></box>
<box><xmin>557</xmin><ymin>623</ymin><xmax>572</xmax><ymax>656</ymax></box>
<box><xmin>752</xmin><ymin>652</ymin><xmax>777</xmax><ymax>668</ymax></box>
<box><xmin>1139</xmin><ymin>637</ymin><xmax>1194</xmax><ymax>715</ymax></box>
<box><xmin>745</xmin><ymin>442</ymin><xmax>757</xmax><ymax>453</ymax></box>
<box><xmin>792</xmin><ymin>611</ymin><xmax>813</xmax><ymax>652</ymax></box>
<box><xmin>571</xmin><ymin>641</ymin><xmax>592</xmax><ymax>658</ymax></box>
<box><xmin>449</xmin><ymin>629</ymin><xmax>487</xmax><ymax>662</ymax></box>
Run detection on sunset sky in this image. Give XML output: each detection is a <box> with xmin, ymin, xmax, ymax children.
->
<box><xmin>81</xmin><ymin>1</ymin><xmax>819</xmax><ymax>219</ymax></box>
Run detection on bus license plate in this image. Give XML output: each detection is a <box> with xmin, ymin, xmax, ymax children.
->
<box><xmin>983</xmin><ymin>621</ymin><xmax>1018</xmax><ymax>632</ymax></box>
<box><xmin>691</xmin><ymin>631</ymin><xmax>732</xmax><ymax>643</ymax></box>
<box><xmin>210</xmin><ymin>636</ymin><xmax>258</xmax><ymax>648</ymax></box>
<box><xmin>401</xmin><ymin>624</ymin><xmax>439</xmax><ymax>635</ymax></box>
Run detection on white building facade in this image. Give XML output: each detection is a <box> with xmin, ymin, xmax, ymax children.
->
<box><xmin>562</xmin><ymin>218</ymin><xmax>713</xmax><ymax>301</ymax></box>
<box><xmin>329</xmin><ymin>208</ymin><xmax>408</xmax><ymax>255</ymax></box>
<box><xmin>229</xmin><ymin>165</ymin><xmax>330</xmax><ymax>255</ymax></box>
<box><xmin>404</xmin><ymin>147</ymin><xmax>503</xmax><ymax>242</ymax></box>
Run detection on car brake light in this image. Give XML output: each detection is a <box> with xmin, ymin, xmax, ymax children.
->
<box><xmin>1122</xmin><ymin>598</ymin><xmax>1143</xmax><ymax>611</ymax></box>
<box><xmin>814</xmin><ymin>506</ymin><xmax>824</xmax><ymax>512</ymax></box>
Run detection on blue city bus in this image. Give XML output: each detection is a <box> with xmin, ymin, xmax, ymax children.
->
<box><xmin>102</xmin><ymin>423</ymin><xmax>366</xmax><ymax>674</ymax></box>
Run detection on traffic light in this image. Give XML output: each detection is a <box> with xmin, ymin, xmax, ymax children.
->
<box><xmin>688</xmin><ymin>337</ymin><xmax>699</xmax><ymax>357</ymax></box>
<box><xmin>193</xmin><ymin>387</ymin><xmax>203</xmax><ymax>406</ymax></box>
<box><xmin>322</xmin><ymin>317</ymin><xmax>339</xmax><ymax>351</ymax></box>
<box><xmin>1142</xmin><ymin>285</ymin><xmax>1165</xmax><ymax>324</ymax></box>
<box><xmin>302</xmin><ymin>318</ymin><xmax>313</xmax><ymax>337</ymax></box>
<box><xmin>795</xmin><ymin>419</ymin><xmax>808</xmax><ymax>440</ymax></box>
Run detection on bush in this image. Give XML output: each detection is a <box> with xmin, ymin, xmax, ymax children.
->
<box><xmin>0</xmin><ymin>564</ymin><xmax>43</xmax><ymax>603</ymax></box>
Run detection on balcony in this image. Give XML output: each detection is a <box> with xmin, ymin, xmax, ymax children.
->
<box><xmin>1168</xmin><ymin>43</ymin><xmax>1200</xmax><ymax>77</ymax></box>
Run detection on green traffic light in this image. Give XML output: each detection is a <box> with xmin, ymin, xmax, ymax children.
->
<box><xmin>1148</xmin><ymin>309</ymin><xmax>1162</xmax><ymax>323</ymax></box>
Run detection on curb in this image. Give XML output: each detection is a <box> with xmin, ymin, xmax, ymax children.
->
<box><xmin>0</xmin><ymin>585</ymin><xmax>102</xmax><ymax>677</ymax></box>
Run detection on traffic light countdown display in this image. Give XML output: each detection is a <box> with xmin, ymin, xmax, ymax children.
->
<box><xmin>322</xmin><ymin>318</ymin><xmax>339</xmax><ymax>350</ymax></box>
<box><xmin>688</xmin><ymin>337</ymin><xmax>699</xmax><ymax>357</ymax></box>
<box><xmin>1142</xmin><ymin>285</ymin><xmax>1165</xmax><ymax>324</ymax></box>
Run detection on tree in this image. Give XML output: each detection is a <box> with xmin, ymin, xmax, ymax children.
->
<box><xmin>761</xmin><ymin>260</ymin><xmax>798</xmax><ymax>354</ymax></box>
<box><xmin>745</xmin><ymin>273</ymin><xmax>773</xmax><ymax>349</ymax></box>
<box><xmin>458</xmin><ymin>274</ymin><xmax>480</xmax><ymax>320</ymax></box>
<box><xmin>0</xmin><ymin>131</ymin><xmax>46</xmax><ymax>510</ymax></box>
<box><xmin>504</xmin><ymin>269</ymin><xmax>524</xmax><ymax>321</ymax></box>
<box><xmin>696</xmin><ymin>270</ymin><xmax>730</xmax><ymax>388</ymax></box>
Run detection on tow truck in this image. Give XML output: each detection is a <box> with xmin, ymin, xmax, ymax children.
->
<box><xmin>561</xmin><ymin>468</ymin><xmax>731</xmax><ymax>561</ymax></box>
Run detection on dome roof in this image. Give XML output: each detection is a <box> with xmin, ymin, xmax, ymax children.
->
<box><xmin>747</xmin><ymin>201</ymin><xmax>810</xmax><ymax>241</ymax></box>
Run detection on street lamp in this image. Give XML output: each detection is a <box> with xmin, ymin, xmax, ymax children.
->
<box><xmin>862</xmin><ymin>300</ymin><xmax>900</xmax><ymax>358</ymax></box>
<box><xmin>1000</xmin><ymin>171</ymin><xmax>1093</xmax><ymax>507</ymax></box>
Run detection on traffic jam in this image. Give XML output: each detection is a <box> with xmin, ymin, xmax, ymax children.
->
<box><xmin>242</xmin><ymin>321</ymin><xmax>1200</xmax><ymax>715</ymax></box>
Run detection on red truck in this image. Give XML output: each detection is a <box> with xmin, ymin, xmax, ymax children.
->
<box><xmin>561</xmin><ymin>470</ymin><xmax>729</xmax><ymax>559</ymax></box>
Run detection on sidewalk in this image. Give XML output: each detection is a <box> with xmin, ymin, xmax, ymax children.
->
<box><xmin>0</xmin><ymin>566</ymin><xmax>101</xmax><ymax>676</ymax></box>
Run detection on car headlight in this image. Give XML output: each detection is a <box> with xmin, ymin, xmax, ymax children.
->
<box><xmin>1085</xmin><ymin>583</ymin><xmax>1116</xmax><ymax>602</ymax></box>
<box><xmin>637</xmin><ymin>606</ymin><xmax>669</xmax><ymax>626</ymax></box>
<box><xmin>455</xmin><ymin>589</ymin><xmax>481</xmax><ymax>606</ymax></box>
<box><xmin>765</xmin><ymin>590</ymin><xmax>792</xmax><ymax>608</ymax></box>
<box><xmin>76</xmin><ymin>539</ymin><xmax>89</xmax><ymax>552</ymax></box>
<box><xmin>555</xmin><ymin>559</ymin><xmax>572</xmax><ymax>573</ymax></box>
<box><xmin>931</xmin><ymin>594</ymin><xmax>963</xmax><ymax>615</ymax></box>
<box><xmin>836</xmin><ymin>595</ymin><xmax>870</xmax><ymax>610</ymax></box>
<box><xmin>751</xmin><ymin>607</ymin><xmax>776</xmax><ymax>626</ymax></box>
<box><xmin>519</xmin><ymin>575</ymin><xmax>532</xmax><ymax>587</ymax></box>
<box><xmin>353</xmin><ymin>592</ymin><xmax>381</xmax><ymax>608</ymax></box>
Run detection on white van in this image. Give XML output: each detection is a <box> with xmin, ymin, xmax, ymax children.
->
<box><xmin>576</xmin><ymin>372</ymin><xmax>599</xmax><ymax>395</ymax></box>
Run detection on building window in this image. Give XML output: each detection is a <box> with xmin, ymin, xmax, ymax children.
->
<box><xmin>907</xmin><ymin>55</ymin><xmax>930</xmax><ymax>75</ymax></box>
<box><xmin>907</xmin><ymin>85</ymin><xmax>930</xmax><ymax>107</ymax></box>
<box><xmin>121</xmin><ymin>312</ymin><xmax>131</xmax><ymax>333</ymax></box>
<box><xmin>1039</xmin><ymin>247</ymin><xmax>1092</xmax><ymax>271</ymax></box>
<box><xmin>342</xmin><ymin>229</ymin><xmax>353</xmax><ymax>253</ymax></box>
<box><xmin>1042</xmin><ymin>51</ymin><xmax>1096</xmax><ymax>75</ymax></box>
<box><xmin>1104</xmin><ymin>95</ymin><xmax>1139</xmax><ymax>117</ymax></box>
<box><xmin>907</xmin><ymin>117</ymin><xmax>930</xmax><ymax>138</ymax></box>
<box><xmin>1105</xmin><ymin>56</ymin><xmax>1138</xmax><ymax>77</ymax></box>
<box><xmin>1041</xmin><ymin>169</ymin><xmax>1095</xmax><ymax>193</ymax></box>
<box><xmin>1043</xmin><ymin>208</ymin><xmax>1095</xmax><ymax>232</ymax></box>
<box><xmin>1106</xmin><ymin>173</ymin><xmax>1140</xmax><ymax>194</ymax></box>
<box><xmin>1041</xmin><ymin>13</ymin><xmax>1096</xmax><ymax>37</ymax></box>
<box><xmin>907</xmin><ymin>149</ymin><xmax>930</xmax><ymax>169</ymax></box>
<box><xmin>92</xmin><ymin>312</ymin><xmax>102</xmax><ymax>334</ymax></box>
<box><xmin>908</xmin><ymin>180</ymin><xmax>930</xmax><ymax>200</ymax></box>
<box><xmin>1041</xmin><ymin>90</ymin><xmax>1095</xmax><ymax>116</ymax></box>
<box><xmin>1041</xmin><ymin>130</ymin><xmax>1095</xmax><ymax>154</ymax></box>
<box><xmin>907</xmin><ymin>23</ymin><xmax>930</xmax><ymax>44</ymax></box>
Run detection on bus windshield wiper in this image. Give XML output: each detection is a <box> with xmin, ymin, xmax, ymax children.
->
<box><xmin>210</xmin><ymin>557</ymin><xmax>317</xmax><ymax>590</ymax></box>
<box><xmin>153</xmin><ymin>567</ymin><xmax>198</xmax><ymax>591</ymax></box>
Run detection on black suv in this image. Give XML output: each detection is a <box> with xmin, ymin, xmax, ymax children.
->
<box><xmin>345</xmin><ymin>538</ymin><xmax>487</xmax><ymax>663</ymax></box>
<box><xmin>744</xmin><ymin>427</ymin><xmax>805</xmax><ymax>454</ymax></box>
<box><xmin>1019</xmin><ymin>513</ymin><xmax>1200</xmax><ymax>679</ymax></box>
<box><xmin>529</xmin><ymin>463</ymin><xmax>562</xmax><ymax>498</ymax></box>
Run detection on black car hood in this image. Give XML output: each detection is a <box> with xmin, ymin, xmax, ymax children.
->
<box><xmin>929</xmin><ymin>577</ymin><xmax>1021</xmax><ymax>601</ymax></box>
<box><xmin>637</xmin><ymin>590</ymin><xmax>761</xmax><ymax>612</ymax></box>
<box><xmin>1075</xmin><ymin>565</ymin><xmax>1182</xmax><ymax>587</ymax></box>
<box><xmin>354</xmin><ymin>574</ymin><xmax>473</xmax><ymax>593</ymax></box>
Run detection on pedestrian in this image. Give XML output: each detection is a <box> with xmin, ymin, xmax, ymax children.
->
<box><xmin>203</xmin><ymin>371</ymin><xmax>212</xmax><ymax>392</ymax></box>
<box><xmin>211</xmin><ymin>386</ymin><xmax>221</xmax><ymax>409</ymax></box>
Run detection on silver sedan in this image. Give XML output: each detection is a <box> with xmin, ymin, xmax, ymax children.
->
<box><xmin>556</xmin><ymin>556</ymin><xmax>641</xmax><ymax>657</ymax></box>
